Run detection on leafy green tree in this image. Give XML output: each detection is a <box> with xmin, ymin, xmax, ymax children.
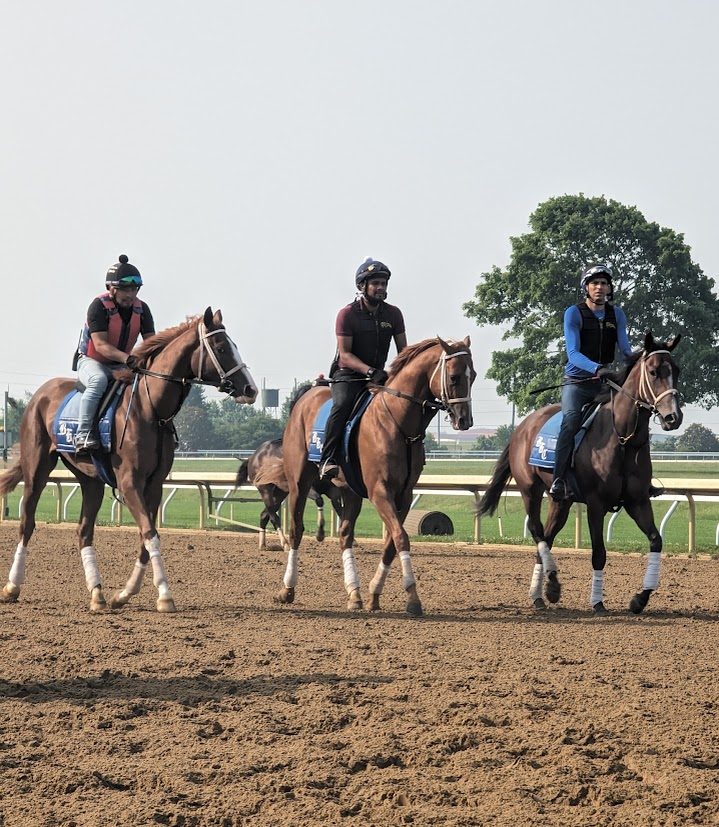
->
<box><xmin>463</xmin><ymin>195</ymin><xmax>719</xmax><ymax>413</ymax></box>
<box><xmin>494</xmin><ymin>424</ymin><xmax>515</xmax><ymax>450</ymax></box>
<box><xmin>676</xmin><ymin>423</ymin><xmax>719</xmax><ymax>452</ymax></box>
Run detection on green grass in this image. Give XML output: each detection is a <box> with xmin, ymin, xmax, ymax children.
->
<box><xmin>2</xmin><ymin>457</ymin><xmax>718</xmax><ymax>555</ymax></box>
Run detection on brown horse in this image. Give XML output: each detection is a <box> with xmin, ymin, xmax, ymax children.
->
<box><xmin>235</xmin><ymin>438</ymin><xmax>342</xmax><ymax>549</ymax></box>
<box><xmin>0</xmin><ymin>307</ymin><xmax>257</xmax><ymax>613</ymax></box>
<box><xmin>479</xmin><ymin>333</ymin><xmax>682</xmax><ymax>614</ymax></box>
<box><xmin>277</xmin><ymin>336</ymin><xmax>476</xmax><ymax>616</ymax></box>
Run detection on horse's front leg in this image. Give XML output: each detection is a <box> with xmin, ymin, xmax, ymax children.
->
<box><xmin>623</xmin><ymin>499</ymin><xmax>662</xmax><ymax>615</ymax></box>
<box><xmin>586</xmin><ymin>501</ymin><xmax>609</xmax><ymax>614</ymax></box>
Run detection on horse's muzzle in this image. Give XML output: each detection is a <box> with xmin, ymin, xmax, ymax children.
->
<box><xmin>450</xmin><ymin>407</ymin><xmax>473</xmax><ymax>432</ymax></box>
<box><xmin>659</xmin><ymin>410</ymin><xmax>683</xmax><ymax>431</ymax></box>
<box><xmin>225</xmin><ymin>381</ymin><xmax>258</xmax><ymax>404</ymax></box>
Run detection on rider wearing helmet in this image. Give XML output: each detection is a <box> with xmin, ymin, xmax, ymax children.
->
<box><xmin>549</xmin><ymin>262</ymin><xmax>632</xmax><ymax>501</ymax></box>
<box><xmin>318</xmin><ymin>257</ymin><xmax>407</xmax><ymax>480</ymax></box>
<box><xmin>74</xmin><ymin>254</ymin><xmax>155</xmax><ymax>453</ymax></box>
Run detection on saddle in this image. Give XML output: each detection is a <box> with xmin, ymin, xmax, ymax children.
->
<box><xmin>309</xmin><ymin>391</ymin><xmax>373</xmax><ymax>497</ymax></box>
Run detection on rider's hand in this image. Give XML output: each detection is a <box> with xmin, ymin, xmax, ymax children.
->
<box><xmin>125</xmin><ymin>354</ymin><xmax>140</xmax><ymax>371</ymax></box>
<box><xmin>595</xmin><ymin>366</ymin><xmax>611</xmax><ymax>382</ymax></box>
<box><xmin>367</xmin><ymin>367</ymin><xmax>389</xmax><ymax>385</ymax></box>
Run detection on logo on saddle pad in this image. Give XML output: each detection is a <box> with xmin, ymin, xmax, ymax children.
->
<box><xmin>529</xmin><ymin>407</ymin><xmax>600</xmax><ymax>472</ymax></box>
<box><xmin>309</xmin><ymin>392</ymin><xmax>373</xmax><ymax>497</ymax></box>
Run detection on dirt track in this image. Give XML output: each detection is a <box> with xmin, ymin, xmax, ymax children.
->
<box><xmin>1</xmin><ymin>522</ymin><xmax>718</xmax><ymax>826</ymax></box>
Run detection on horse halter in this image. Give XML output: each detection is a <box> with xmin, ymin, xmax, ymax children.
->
<box><xmin>194</xmin><ymin>322</ymin><xmax>249</xmax><ymax>396</ymax></box>
<box><xmin>429</xmin><ymin>347</ymin><xmax>473</xmax><ymax>411</ymax></box>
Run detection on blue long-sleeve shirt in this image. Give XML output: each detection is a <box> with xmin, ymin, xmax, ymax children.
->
<box><xmin>563</xmin><ymin>304</ymin><xmax>632</xmax><ymax>379</ymax></box>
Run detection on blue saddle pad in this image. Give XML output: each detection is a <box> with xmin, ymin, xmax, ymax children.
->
<box><xmin>528</xmin><ymin>411</ymin><xmax>590</xmax><ymax>470</ymax></box>
<box><xmin>52</xmin><ymin>387</ymin><xmax>124</xmax><ymax>487</ymax></box>
<box><xmin>309</xmin><ymin>392</ymin><xmax>373</xmax><ymax>498</ymax></box>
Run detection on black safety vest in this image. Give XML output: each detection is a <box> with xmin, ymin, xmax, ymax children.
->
<box><xmin>577</xmin><ymin>302</ymin><xmax>618</xmax><ymax>364</ymax></box>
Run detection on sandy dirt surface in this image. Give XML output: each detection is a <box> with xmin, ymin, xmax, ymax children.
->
<box><xmin>0</xmin><ymin>522</ymin><xmax>718</xmax><ymax>827</ymax></box>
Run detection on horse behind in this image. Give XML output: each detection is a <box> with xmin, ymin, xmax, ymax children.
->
<box><xmin>236</xmin><ymin>438</ymin><xmax>341</xmax><ymax>549</ymax></box>
<box><xmin>280</xmin><ymin>336</ymin><xmax>476</xmax><ymax>617</ymax></box>
<box><xmin>0</xmin><ymin>307</ymin><xmax>257</xmax><ymax>613</ymax></box>
<box><xmin>479</xmin><ymin>332</ymin><xmax>682</xmax><ymax>614</ymax></box>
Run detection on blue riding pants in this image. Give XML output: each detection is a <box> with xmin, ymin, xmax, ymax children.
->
<box><xmin>553</xmin><ymin>377</ymin><xmax>602</xmax><ymax>481</ymax></box>
<box><xmin>77</xmin><ymin>355</ymin><xmax>117</xmax><ymax>433</ymax></box>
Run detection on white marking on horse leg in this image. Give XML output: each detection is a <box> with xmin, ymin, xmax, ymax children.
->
<box><xmin>283</xmin><ymin>548</ymin><xmax>299</xmax><ymax>588</ymax></box>
<box><xmin>399</xmin><ymin>551</ymin><xmax>415</xmax><ymax>590</ymax></box>
<box><xmin>145</xmin><ymin>535</ymin><xmax>173</xmax><ymax>603</ymax></box>
<box><xmin>529</xmin><ymin>563</ymin><xmax>543</xmax><ymax>601</ymax></box>
<box><xmin>8</xmin><ymin>543</ymin><xmax>28</xmax><ymax>587</ymax></box>
<box><xmin>369</xmin><ymin>561</ymin><xmax>391</xmax><ymax>595</ymax></box>
<box><xmin>342</xmin><ymin>548</ymin><xmax>360</xmax><ymax>594</ymax></box>
<box><xmin>642</xmin><ymin>551</ymin><xmax>661</xmax><ymax>590</ymax></box>
<box><xmin>538</xmin><ymin>541</ymin><xmax>558</xmax><ymax>575</ymax></box>
<box><xmin>590</xmin><ymin>570</ymin><xmax>605</xmax><ymax>606</ymax></box>
<box><xmin>80</xmin><ymin>546</ymin><xmax>101</xmax><ymax>591</ymax></box>
<box><xmin>116</xmin><ymin>561</ymin><xmax>148</xmax><ymax>603</ymax></box>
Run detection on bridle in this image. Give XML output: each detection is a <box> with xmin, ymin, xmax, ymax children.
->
<box><xmin>377</xmin><ymin>342</ymin><xmax>474</xmax><ymax>442</ymax></box>
<box><xmin>134</xmin><ymin>322</ymin><xmax>250</xmax><ymax>396</ymax></box>
<box><xmin>605</xmin><ymin>349</ymin><xmax>680</xmax><ymax>444</ymax></box>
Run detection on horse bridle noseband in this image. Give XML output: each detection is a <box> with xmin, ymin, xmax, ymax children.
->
<box><xmin>606</xmin><ymin>349</ymin><xmax>680</xmax><ymax>444</ymax></box>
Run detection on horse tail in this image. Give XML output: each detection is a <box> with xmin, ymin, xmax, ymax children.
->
<box><xmin>0</xmin><ymin>460</ymin><xmax>23</xmax><ymax>497</ymax></box>
<box><xmin>235</xmin><ymin>459</ymin><xmax>250</xmax><ymax>489</ymax></box>
<box><xmin>477</xmin><ymin>445</ymin><xmax>512</xmax><ymax>516</ymax></box>
<box><xmin>253</xmin><ymin>457</ymin><xmax>289</xmax><ymax>491</ymax></box>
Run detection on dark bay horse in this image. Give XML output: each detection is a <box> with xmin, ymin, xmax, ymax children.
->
<box><xmin>479</xmin><ymin>333</ymin><xmax>682</xmax><ymax>614</ymax></box>
<box><xmin>277</xmin><ymin>337</ymin><xmax>476</xmax><ymax>616</ymax></box>
<box><xmin>0</xmin><ymin>307</ymin><xmax>257</xmax><ymax>613</ymax></box>
<box><xmin>235</xmin><ymin>438</ymin><xmax>342</xmax><ymax>549</ymax></box>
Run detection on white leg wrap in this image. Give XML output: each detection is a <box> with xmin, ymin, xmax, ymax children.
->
<box><xmin>590</xmin><ymin>570</ymin><xmax>605</xmax><ymax>606</ymax></box>
<box><xmin>538</xmin><ymin>541</ymin><xmax>558</xmax><ymax>575</ymax></box>
<box><xmin>342</xmin><ymin>548</ymin><xmax>360</xmax><ymax>593</ymax></box>
<box><xmin>8</xmin><ymin>544</ymin><xmax>28</xmax><ymax>587</ymax></box>
<box><xmin>80</xmin><ymin>546</ymin><xmax>101</xmax><ymax>591</ymax></box>
<box><xmin>643</xmin><ymin>551</ymin><xmax>661</xmax><ymax>591</ymax></box>
<box><xmin>399</xmin><ymin>551</ymin><xmax>415</xmax><ymax>590</ymax></box>
<box><xmin>145</xmin><ymin>535</ymin><xmax>171</xmax><ymax>600</ymax></box>
<box><xmin>117</xmin><ymin>561</ymin><xmax>148</xmax><ymax>601</ymax></box>
<box><xmin>283</xmin><ymin>549</ymin><xmax>299</xmax><ymax>588</ymax></box>
<box><xmin>529</xmin><ymin>563</ymin><xmax>543</xmax><ymax>601</ymax></box>
<box><xmin>369</xmin><ymin>562</ymin><xmax>391</xmax><ymax>595</ymax></box>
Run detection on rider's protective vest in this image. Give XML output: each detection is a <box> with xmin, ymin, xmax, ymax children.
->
<box><xmin>334</xmin><ymin>300</ymin><xmax>401</xmax><ymax>373</ymax></box>
<box><xmin>576</xmin><ymin>301</ymin><xmax>618</xmax><ymax>365</ymax></box>
<box><xmin>79</xmin><ymin>293</ymin><xmax>143</xmax><ymax>364</ymax></box>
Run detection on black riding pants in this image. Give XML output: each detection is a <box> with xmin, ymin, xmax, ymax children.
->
<box><xmin>320</xmin><ymin>374</ymin><xmax>367</xmax><ymax>464</ymax></box>
<box><xmin>553</xmin><ymin>377</ymin><xmax>602</xmax><ymax>481</ymax></box>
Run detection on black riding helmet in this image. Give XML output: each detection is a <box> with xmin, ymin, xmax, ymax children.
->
<box><xmin>580</xmin><ymin>263</ymin><xmax>613</xmax><ymax>299</ymax></box>
<box><xmin>355</xmin><ymin>257</ymin><xmax>391</xmax><ymax>288</ymax></box>
<box><xmin>106</xmin><ymin>254</ymin><xmax>143</xmax><ymax>290</ymax></box>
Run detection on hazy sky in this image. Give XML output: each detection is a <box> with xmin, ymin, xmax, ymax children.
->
<box><xmin>2</xmin><ymin>0</ymin><xmax>717</xmax><ymax>434</ymax></box>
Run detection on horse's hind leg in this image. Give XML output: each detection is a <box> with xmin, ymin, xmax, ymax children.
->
<box><xmin>76</xmin><ymin>475</ymin><xmax>108</xmax><ymax>612</ymax></box>
<box><xmin>623</xmin><ymin>499</ymin><xmax>663</xmax><ymax>615</ymax></box>
<box><xmin>335</xmin><ymin>491</ymin><xmax>363</xmax><ymax>611</ymax></box>
<box><xmin>523</xmin><ymin>484</ymin><xmax>567</xmax><ymax>609</ymax></box>
<box><xmin>2</xmin><ymin>448</ymin><xmax>57</xmax><ymax>603</ymax></box>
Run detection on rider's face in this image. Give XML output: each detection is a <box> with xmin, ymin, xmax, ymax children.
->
<box><xmin>364</xmin><ymin>277</ymin><xmax>387</xmax><ymax>301</ymax></box>
<box><xmin>586</xmin><ymin>278</ymin><xmax>610</xmax><ymax>304</ymax></box>
<box><xmin>112</xmin><ymin>284</ymin><xmax>140</xmax><ymax>307</ymax></box>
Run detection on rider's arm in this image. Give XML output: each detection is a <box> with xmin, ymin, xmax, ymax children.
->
<box><xmin>564</xmin><ymin>306</ymin><xmax>602</xmax><ymax>374</ymax></box>
<box><xmin>89</xmin><ymin>332</ymin><xmax>134</xmax><ymax>364</ymax></box>
<box><xmin>614</xmin><ymin>307</ymin><xmax>633</xmax><ymax>361</ymax></box>
<box><xmin>336</xmin><ymin>335</ymin><xmax>372</xmax><ymax>375</ymax></box>
<box><xmin>394</xmin><ymin>332</ymin><xmax>408</xmax><ymax>353</ymax></box>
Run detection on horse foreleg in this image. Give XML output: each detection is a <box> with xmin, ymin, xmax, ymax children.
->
<box><xmin>624</xmin><ymin>500</ymin><xmax>662</xmax><ymax>615</ymax></box>
<box><xmin>372</xmin><ymin>495</ymin><xmax>421</xmax><ymax>617</ymax></box>
<box><xmin>1</xmin><ymin>543</ymin><xmax>28</xmax><ymax>603</ymax></box>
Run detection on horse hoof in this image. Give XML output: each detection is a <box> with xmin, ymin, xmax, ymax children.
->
<box><xmin>108</xmin><ymin>591</ymin><xmax>128</xmax><ymax>610</ymax></box>
<box><xmin>369</xmin><ymin>594</ymin><xmax>381</xmax><ymax>612</ymax></box>
<box><xmin>406</xmin><ymin>600</ymin><xmax>423</xmax><ymax>618</ymax></box>
<box><xmin>533</xmin><ymin>598</ymin><xmax>547</xmax><ymax>610</ymax></box>
<box><xmin>1</xmin><ymin>582</ymin><xmax>20</xmax><ymax>603</ymax></box>
<box><xmin>545</xmin><ymin>572</ymin><xmax>561</xmax><ymax>604</ymax></box>
<box><xmin>278</xmin><ymin>586</ymin><xmax>295</xmax><ymax>604</ymax></box>
<box><xmin>347</xmin><ymin>589</ymin><xmax>363</xmax><ymax>611</ymax></box>
<box><xmin>629</xmin><ymin>591</ymin><xmax>650</xmax><ymax>615</ymax></box>
<box><xmin>592</xmin><ymin>601</ymin><xmax>609</xmax><ymax>615</ymax></box>
<box><xmin>157</xmin><ymin>597</ymin><xmax>177</xmax><ymax>613</ymax></box>
<box><xmin>316</xmin><ymin>530</ymin><xmax>326</xmax><ymax>543</ymax></box>
<box><xmin>89</xmin><ymin>587</ymin><xmax>107</xmax><ymax>613</ymax></box>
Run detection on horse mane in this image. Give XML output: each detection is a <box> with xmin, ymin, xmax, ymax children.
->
<box><xmin>132</xmin><ymin>316</ymin><xmax>200</xmax><ymax>363</ymax></box>
<box><xmin>594</xmin><ymin>339</ymin><xmax>666</xmax><ymax>405</ymax></box>
<box><xmin>288</xmin><ymin>382</ymin><xmax>313</xmax><ymax>413</ymax></box>
<box><xmin>387</xmin><ymin>338</ymin><xmax>440</xmax><ymax>380</ymax></box>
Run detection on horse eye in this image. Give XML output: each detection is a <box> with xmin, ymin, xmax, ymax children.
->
<box><xmin>217</xmin><ymin>345</ymin><xmax>226</xmax><ymax>354</ymax></box>
<box><xmin>649</xmin><ymin>369</ymin><xmax>657</xmax><ymax>377</ymax></box>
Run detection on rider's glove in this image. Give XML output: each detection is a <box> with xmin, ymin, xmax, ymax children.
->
<box><xmin>366</xmin><ymin>367</ymin><xmax>389</xmax><ymax>385</ymax></box>
<box><xmin>595</xmin><ymin>366</ymin><xmax>611</xmax><ymax>382</ymax></box>
<box><xmin>125</xmin><ymin>354</ymin><xmax>140</xmax><ymax>371</ymax></box>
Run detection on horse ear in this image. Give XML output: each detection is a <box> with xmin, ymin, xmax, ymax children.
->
<box><xmin>203</xmin><ymin>307</ymin><xmax>214</xmax><ymax>328</ymax></box>
<box><xmin>212</xmin><ymin>309</ymin><xmax>224</xmax><ymax>327</ymax></box>
<box><xmin>436</xmin><ymin>335</ymin><xmax>451</xmax><ymax>353</ymax></box>
<box><xmin>463</xmin><ymin>335</ymin><xmax>471</xmax><ymax>348</ymax></box>
<box><xmin>643</xmin><ymin>330</ymin><xmax>655</xmax><ymax>352</ymax></box>
<box><xmin>667</xmin><ymin>334</ymin><xmax>681</xmax><ymax>351</ymax></box>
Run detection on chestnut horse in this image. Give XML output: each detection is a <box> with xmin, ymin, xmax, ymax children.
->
<box><xmin>479</xmin><ymin>333</ymin><xmax>682</xmax><ymax>614</ymax></box>
<box><xmin>236</xmin><ymin>438</ymin><xmax>342</xmax><ymax>549</ymax></box>
<box><xmin>277</xmin><ymin>336</ymin><xmax>476</xmax><ymax>617</ymax></box>
<box><xmin>0</xmin><ymin>308</ymin><xmax>257</xmax><ymax>613</ymax></box>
